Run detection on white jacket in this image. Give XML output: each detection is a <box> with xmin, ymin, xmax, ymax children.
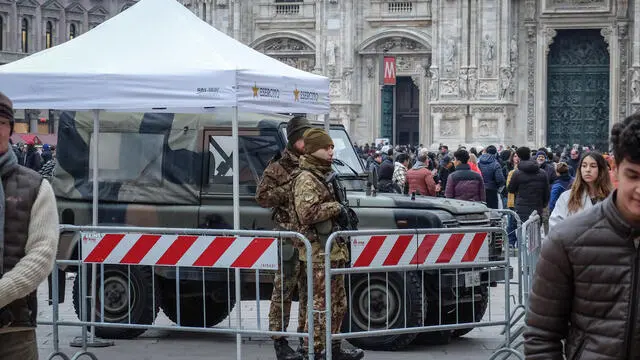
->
<box><xmin>549</xmin><ymin>190</ymin><xmax>597</xmax><ymax>231</ymax></box>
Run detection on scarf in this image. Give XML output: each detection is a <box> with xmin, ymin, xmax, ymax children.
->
<box><xmin>0</xmin><ymin>149</ymin><xmax>17</xmax><ymax>274</ymax></box>
<box><xmin>300</xmin><ymin>154</ymin><xmax>333</xmax><ymax>174</ymax></box>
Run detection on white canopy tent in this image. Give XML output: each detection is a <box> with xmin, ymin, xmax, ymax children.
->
<box><xmin>0</xmin><ymin>0</ymin><xmax>330</xmax><ymax>229</ymax></box>
<box><xmin>0</xmin><ymin>0</ymin><xmax>328</xmax><ymax>353</ymax></box>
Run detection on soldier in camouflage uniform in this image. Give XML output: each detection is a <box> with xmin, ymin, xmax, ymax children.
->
<box><xmin>293</xmin><ymin>129</ymin><xmax>365</xmax><ymax>360</ymax></box>
<box><xmin>256</xmin><ymin>116</ymin><xmax>311</xmax><ymax>360</ymax></box>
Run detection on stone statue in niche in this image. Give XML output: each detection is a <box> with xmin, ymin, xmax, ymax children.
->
<box><xmin>429</xmin><ymin>68</ymin><xmax>439</xmax><ymax>100</ymax></box>
<box><xmin>458</xmin><ymin>69</ymin><xmax>468</xmax><ymax>99</ymax></box>
<box><xmin>500</xmin><ymin>67</ymin><xmax>514</xmax><ymax>100</ymax></box>
<box><xmin>478</xmin><ymin>120</ymin><xmax>492</xmax><ymax>137</ymax></box>
<box><xmin>342</xmin><ymin>68</ymin><xmax>353</xmax><ymax>98</ymax></box>
<box><xmin>468</xmin><ymin>68</ymin><xmax>478</xmax><ymax>99</ymax></box>
<box><xmin>483</xmin><ymin>35</ymin><xmax>495</xmax><ymax>62</ymax></box>
<box><xmin>510</xmin><ymin>36</ymin><xmax>518</xmax><ymax>64</ymax></box>
<box><xmin>326</xmin><ymin>40</ymin><xmax>337</xmax><ymax>76</ymax></box>
<box><xmin>632</xmin><ymin>69</ymin><xmax>640</xmax><ymax>102</ymax></box>
<box><xmin>444</xmin><ymin>38</ymin><xmax>456</xmax><ymax>65</ymax></box>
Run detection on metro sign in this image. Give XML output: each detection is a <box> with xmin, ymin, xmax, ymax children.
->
<box><xmin>383</xmin><ymin>56</ymin><xmax>396</xmax><ymax>85</ymax></box>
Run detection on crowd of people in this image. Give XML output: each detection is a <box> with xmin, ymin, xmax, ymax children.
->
<box><xmin>356</xmin><ymin>141</ymin><xmax>618</xmax><ymax>247</ymax></box>
<box><xmin>9</xmin><ymin>140</ymin><xmax>56</xmax><ymax>181</ymax></box>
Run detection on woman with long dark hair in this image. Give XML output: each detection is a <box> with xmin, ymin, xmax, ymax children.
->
<box><xmin>549</xmin><ymin>152</ymin><xmax>612</xmax><ymax>230</ymax></box>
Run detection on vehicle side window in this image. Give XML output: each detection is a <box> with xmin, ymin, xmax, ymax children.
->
<box><xmin>203</xmin><ymin>129</ymin><xmax>281</xmax><ymax>195</ymax></box>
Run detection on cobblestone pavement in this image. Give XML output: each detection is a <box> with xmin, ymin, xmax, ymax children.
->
<box><xmin>35</xmin><ymin>261</ymin><xmax>525</xmax><ymax>360</ymax></box>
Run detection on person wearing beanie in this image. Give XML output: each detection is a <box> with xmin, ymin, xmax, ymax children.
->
<box><xmin>548</xmin><ymin>162</ymin><xmax>574</xmax><ymax>213</ymax></box>
<box><xmin>256</xmin><ymin>116</ymin><xmax>311</xmax><ymax>360</ymax></box>
<box><xmin>293</xmin><ymin>128</ymin><xmax>364</xmax><ymax>360</ymax></box>
<box><xmin>508</xmin><ymin>146</ymin><xmax>550</xmax><ymax>231</ymax></box>
<box><xmin>478</xmin><ymin>145</ymin><xmax>506</xmax><ymax>209</ymax></box>
<box><xmin>0</xmin><ymin>91</ymin><xmax>59</xmax><ymax>360</ymax></box>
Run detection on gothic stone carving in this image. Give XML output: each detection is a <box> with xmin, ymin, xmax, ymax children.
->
<box><xmin>525</xmin><ymin>0</ymin><xmax>536</xmax><ymax>19</ymax></box>
<box><xmin>365</xmin><ymin>58</ymin><xmax>375</xmax><ymax>78</ymax></box>
<box><xmin>482</xmin><ymin>34</ymin><xmax>496</xmax><ymax>76</ymax></box>
<box><xmin>444</xmin><ymin>37</ymin><xmax>457</xmax><ymax>73</ymax></box>
<box><xmin>430</xmin><ymin>68</ymin><xmax>439</xmax><ymax>100</ymax></box>
<box><xmin>329</xmin><ymin>80</ymin><xmax>341</xmax><ymax>97</ymax></box>
<box><xmin>478</xmin><ymin>119</ymin><xmax>499</xmax><ymax>138</ymax></box>
<box><xmin>544</xmin><ymin>28</ymin><xmax>558</xmax><ymax>55</ymax></box>
<box><xmin>526</xmin><ymin>24</ymin><xmax>537</xmax><ymax>141</ymax></box>
<box><xmin>259</xmin><ymin>38</ymin><xmax>312</xmax><ymax>52</ymax></box>
<box><xmin>440</xmin><ymin>119</ymin><xmax>459</xmax><ymax>137</ymax></box>
<box><xmin>274</xmin><ymin>57</ymin><xmax>316</xmax><ymax>72</ymax></box>
<box><xmin>477</xmin><ymin>80</ymin><xmax>498</xmax><ymax>97</ymax></box>
<box><xmin>601</xmin><ymin>27</ymin><xmax>612</xmax><ymax>53</ymax></box>
<box><xmin>368</xmin><ymin>37</ymin><xmax>427</xmax><ymax>53</ymax></box>
<box><xmin>510</xmin><ymin>35</ymin><xmax>518</xmax><ymax>64</ymax></box>
<box><xmin>630</xmin><ymin>68</ymin><xmax>640</xmax><ymax>103</ymax></box>
<box><xmin>468</xmin><ymin>68</ymin><xmax>478</xmax><ymax>99</ymax></box>
<box><xmin>342</xmin><ymin>68</ymin><xmax>353</xmax><ymax>98</ymax></box>
<box><xmin>500</xmin><ymin>67</ymin><xmax>515</xmax><ymax>100</ymax></box>
<box><xmin>432</xmin><ymin>105</ymin><xmax>466</xmax><ymax>113</ymax></box>
<box><xmin>441</xmin><ymin>80</ymin><xmax>458</xmax><ymax>96</ymax></box>
<box><xmin>619</xmin><ymin>22</ymin><xmax>630</xmax><ymax>120</ymax></box>
<box><xmin>471</xmin><ymin>106</ymin><xmax>504</xmax><ymax>114</ymax></box>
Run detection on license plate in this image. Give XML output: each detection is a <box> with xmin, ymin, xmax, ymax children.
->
<box><xmin>464</xmin><ymin>271</ymin><xmax>481</xmax><ymax>287</ymax></box>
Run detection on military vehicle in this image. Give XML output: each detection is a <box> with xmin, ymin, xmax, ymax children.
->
<box><xmin>52</xmin><ymin>110</ymin><xmax>507</xmax><ymax>351</ymax></box>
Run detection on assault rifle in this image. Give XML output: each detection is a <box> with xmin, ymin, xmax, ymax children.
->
<box><xmin>326</xmin><ymin>169</ymin><xmax>359</xmax><ymax>231</ymax></box>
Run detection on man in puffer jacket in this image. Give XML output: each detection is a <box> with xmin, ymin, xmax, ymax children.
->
<box><xmin>445</xmin><ymin>149</ymin><xmax>485</xmax><ymax>202</ymax></box>
<box><xmin>524</xmin><ymin>113</ymin><xmax>640</xmax><ymax>359</ymax></box>
<box><xmin>478</xmin><ymin>145</ymin><xmax>506</xmax><ymax>209</ymax></box>
<box><xmin>508</xmin><ymin>147</ymin><xmax>550</xmax><ymax>223</ymax></box>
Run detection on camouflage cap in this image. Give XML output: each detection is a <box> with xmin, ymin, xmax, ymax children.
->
<box><xmin>286</xmin><ymin>116</ymin><xmax>312</xmax><ymax>143</ymax></box>
<box><xmin>303</xmin><ymin>128</ymin><xmax>333</xmax><ymax>154</ymax></box>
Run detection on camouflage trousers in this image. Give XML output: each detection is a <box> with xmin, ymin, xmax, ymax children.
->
<box><xmin>269</xmin><ymin>259</ymin><xmax>307</xmax><ymax>340</ymax></box>
<box><xmin>303</xmin><ymin>261</ymin><xmax>347</xmax><ymax>354</ymax></box>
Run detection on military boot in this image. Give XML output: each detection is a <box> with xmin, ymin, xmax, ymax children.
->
<box><xmin>274</xmin><ymin>338</ymin><xmax>304</xmax><ymax>360</ymax></box>
<box><xmin>331</xmin><ymin>343</ymin><xmax>364</xmax><ymax>360</ymax></box>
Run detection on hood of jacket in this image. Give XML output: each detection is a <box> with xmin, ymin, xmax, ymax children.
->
<box><xmin>478</xmin><ymin>153</ymin><xmax>498</xmax><ymax>165</ymax></box>
<box><xmin>519</xmin><ymin>160</ymin><xmax>541</xmax><ymax>174</ymax></box>
<box><xmin>412</xmin><ymin>160</ymin><xmax>427</xmax><ymax>170</ymax></box>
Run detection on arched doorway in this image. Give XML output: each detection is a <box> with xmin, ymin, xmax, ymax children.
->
<box><xmin>546</xmin><ymin>29</ymin><xmax>610</xmax><ymax>150</ymax></box>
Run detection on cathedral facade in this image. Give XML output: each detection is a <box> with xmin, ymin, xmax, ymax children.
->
<box><xmin>0</xmin><ymin>0</ymin><xmax>635</xmax><ymax>149</ymax></box>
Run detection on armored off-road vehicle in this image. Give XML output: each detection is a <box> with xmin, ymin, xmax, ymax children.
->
<box><xmin>52</xmin><ymin>110</ymin><xmax>506</xmax><ymax>350</ymax></box>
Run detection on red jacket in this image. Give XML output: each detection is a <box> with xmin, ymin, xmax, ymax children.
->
<box><xmin>406</xmin><ymin>166</ymin><xmax>437</xmax><ymax>196</ymax></box>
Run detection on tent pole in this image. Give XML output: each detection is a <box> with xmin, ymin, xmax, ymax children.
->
<box><xmin>90</xmin><ymin>110</ymin><xmax>99</xmax><ymax>344</ymax></box>
<box><xmin>232</xmin><ymin>106</ymin><xmax>242</xmax><ymax>360</ymax></box>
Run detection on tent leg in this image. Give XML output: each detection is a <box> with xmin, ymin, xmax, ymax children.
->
<box><xmin>324</xmin><ymin>113</ymin><xmax>330</xmax><ymax>133</ymax></box>
<box><xmin>232</xmin><ymin>106</ymin><xmax>242</xmax><ymax>360</ymax></box>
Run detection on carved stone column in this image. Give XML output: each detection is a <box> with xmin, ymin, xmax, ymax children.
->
<box><xmin>525</xmin><ymin>24</ymin><xmax>537</xmax><ymax>142</ymax></box>
<box><xmin>617</xmin><ymin>23</ymin><xmax>630</xmax><ymax>119</ymax></box>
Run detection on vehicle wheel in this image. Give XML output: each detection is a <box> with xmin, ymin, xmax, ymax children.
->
<box><xmin>160</xmin><ymin>281</ymin><xmax>236</xmax><ymax>327</ymax></box>
<box><xmin>72</xmin><ymin>265</ymin><xmax>159</xmax><ymax>339</ymax></box>
<box><xmin>412</xmin><ymin>285</ymin><xmax>453</xmax><ymax>346</ymax></box>
<box><xmin>450</xmin><ymin>285</ymin><xmax>489</xmax><ymax>337</ymax></box>
<box><xmin>341</xmin><ymin>271</ymin><xmax>423</xmax><ymax>351</ymax></box>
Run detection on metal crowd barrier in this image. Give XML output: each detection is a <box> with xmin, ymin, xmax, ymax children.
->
<box><xmin>322</xmin><ymin>226</ymin><xmax>523</xmax><ymax>360</ymax></box>
<box><xmin>40</xmin><ymin>225</ymin><xmax>316</xmax><ymax>360</ymax></box>
<box><xmin>495</xmin><ymin>212</ymin><xmax>542</xmax><ymax>358</ymax></box>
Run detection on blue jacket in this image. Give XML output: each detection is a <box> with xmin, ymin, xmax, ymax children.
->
<box><xmin>549</xmin><ymin>175</ymin><xmax>574</xmax><ymax>213</ymax></box>
<box><xmin>478</xmin><ymin>153</ymin><xmax>506</xmax><ymax>190</ymax></box>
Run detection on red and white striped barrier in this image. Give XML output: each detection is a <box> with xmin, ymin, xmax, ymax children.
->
<box><xmin>80</xmin><ymin>233</ymin><xmax>279</xmax><ymax>270</ymax></box>
<box><xmin>350</xmin><ymin>232</ymin><xmax>489</xmax><ymax>268</ymax></box>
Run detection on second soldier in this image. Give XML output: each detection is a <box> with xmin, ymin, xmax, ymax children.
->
<box><xmin>256</xmin><ymin>116</ymin><xmax>311</xmax><ymax>360</ymax></box>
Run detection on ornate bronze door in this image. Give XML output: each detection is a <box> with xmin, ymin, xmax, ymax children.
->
<box><xmin>547</xmin><ymin>29</ymin><xmax>610</xmax><ymax>151</ymax></box>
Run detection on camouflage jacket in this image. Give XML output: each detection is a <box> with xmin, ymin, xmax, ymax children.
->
<box><xmin>293</xmin><ymin>155</ymin><xmax>349</xmax><ymax>263</ymax></box>
<box><xmin>255</xmin><ymin>148</ymin><xmax>300</xmax><ymax>231</ymax></box>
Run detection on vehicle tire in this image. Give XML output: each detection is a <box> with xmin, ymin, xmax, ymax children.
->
<box><xmin>160</xmin><ymin>281</ymin><xmax>236</xmax><ymax>327</ymax></box>
<box><xmin>412</xmin><ymin>285</ymin><xmax>453</xmax><ymax>346</ymax></box>
<box><xmin>341</xmin><ymin>271</ymin><xmax>423</xmax><ymax>351</ymax></box>
<box><xmin>450</xmin><ymin>285</ymin><xmax>489</xmax><ymax>337</ymax></box>
<box><xmin>72</xmin><ymin>265</ymin><xmax>159</xmax><ymax>339</ymax></box>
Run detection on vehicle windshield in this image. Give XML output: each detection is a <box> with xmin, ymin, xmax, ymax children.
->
<box><xmin>328</xmin><ymin>128</ymin><xmax>365</xmax><ymax>176</ymax></box>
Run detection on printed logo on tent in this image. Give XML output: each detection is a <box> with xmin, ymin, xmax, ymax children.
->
<box><xmin>196</xmin><ymin>87</ymin><xmax>221</xmax><ymax>97</ymax></box>
<box><xmin>252</xmin><ymin>83</ymin><xmax>280</xmax><ymax>99</ymax></box>
<box><xmin>293</xmin><ymin>86</ymin><xmax>319</xmax><ymax>103</ymax></box>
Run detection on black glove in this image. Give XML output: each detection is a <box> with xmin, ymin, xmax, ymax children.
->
<box><xmin>336</xmin><ymin>205</ymin><xmax>350</xmax><ymax>230</ymax></box>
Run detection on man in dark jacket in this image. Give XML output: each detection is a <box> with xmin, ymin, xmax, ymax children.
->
<box><xmin>445</xmin><ymin>149</ymin><xmax>485</xmax><ymax>202</ymax></box>
<box><xmin>565</xmin><ymin>148</ymin><xmax>580</xmax><ymax>177</ymax></box>
<box><xmin>536</xmin><ymin>150</ymin><xmax>558</xmax><ymax>185</ymax></box>
<box><xmin>377</xmin><ymin>148</ymin><xmax>398</xmax><ymax>193</ymax></box>
<box><xmin>478</xmin><ymin>145</ymin><xmax>506</xmax><ymax>209</ymax></box>
<box><xmin>524</xmin><ymin>113</ymin><xmax>640</xmax><ymax>359</ymax></box>
<box><xmin>508</xmin><ymin>147</ymin><xmax>550</xmax><ymax>223</ymax></box>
